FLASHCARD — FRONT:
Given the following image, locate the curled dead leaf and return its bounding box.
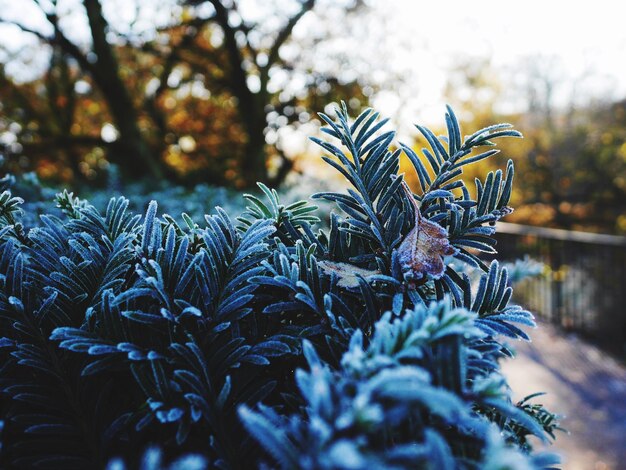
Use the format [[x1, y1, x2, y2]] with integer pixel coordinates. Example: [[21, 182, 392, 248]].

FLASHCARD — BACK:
[[397, 183, 457, 283]]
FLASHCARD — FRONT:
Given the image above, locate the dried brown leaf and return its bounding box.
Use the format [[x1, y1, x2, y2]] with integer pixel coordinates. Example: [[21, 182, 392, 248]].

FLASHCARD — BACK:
[[397, 183, 457, 282]]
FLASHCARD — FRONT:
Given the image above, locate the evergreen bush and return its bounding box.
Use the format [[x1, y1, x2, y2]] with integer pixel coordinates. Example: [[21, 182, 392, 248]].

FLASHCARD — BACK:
[[0, 104, 560, 469]]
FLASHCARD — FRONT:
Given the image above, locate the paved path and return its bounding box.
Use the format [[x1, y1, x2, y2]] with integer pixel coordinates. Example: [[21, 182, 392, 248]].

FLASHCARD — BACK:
[[502, 321, 626, 470]]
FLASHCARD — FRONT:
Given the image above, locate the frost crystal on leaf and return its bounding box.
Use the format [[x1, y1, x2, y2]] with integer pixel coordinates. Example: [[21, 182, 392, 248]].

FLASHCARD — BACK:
[[318, 260, 381, 288]]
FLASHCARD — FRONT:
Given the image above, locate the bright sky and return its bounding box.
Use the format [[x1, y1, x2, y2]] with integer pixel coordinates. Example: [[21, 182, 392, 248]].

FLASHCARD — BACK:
[[364, 0, 626, 126]]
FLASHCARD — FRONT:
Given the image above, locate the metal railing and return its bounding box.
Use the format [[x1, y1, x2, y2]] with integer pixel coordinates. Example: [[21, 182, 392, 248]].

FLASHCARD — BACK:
[[491, 222, 626, 355]]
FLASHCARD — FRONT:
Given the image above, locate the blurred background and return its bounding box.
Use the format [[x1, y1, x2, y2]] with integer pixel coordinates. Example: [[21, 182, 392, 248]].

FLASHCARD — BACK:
[[0, 1, 625, 468]]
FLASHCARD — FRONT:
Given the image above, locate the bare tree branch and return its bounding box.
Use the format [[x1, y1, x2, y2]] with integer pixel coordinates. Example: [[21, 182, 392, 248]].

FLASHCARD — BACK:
[[0, 13, 94, 76], [0, 18, 50, 41], [268, 0, 315, 69], [205, 0, 251, 99], [258, 0, 316, 94], [143, 17, 215, 141]]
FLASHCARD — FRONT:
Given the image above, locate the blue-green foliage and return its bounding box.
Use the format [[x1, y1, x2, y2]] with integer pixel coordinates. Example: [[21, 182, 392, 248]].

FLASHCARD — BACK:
[[1, 168, 335, 232], [0, 104, 560, 469], [240, 302, 559, 469]]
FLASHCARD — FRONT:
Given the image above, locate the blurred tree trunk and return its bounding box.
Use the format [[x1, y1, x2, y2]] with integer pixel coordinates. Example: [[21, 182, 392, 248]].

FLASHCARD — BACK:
[[206, 0, 266, 187], [242, 110, 270, 187], [45, 48, 84, 181], [82, 0, 163, 180], [205, 0, 316, 187]]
